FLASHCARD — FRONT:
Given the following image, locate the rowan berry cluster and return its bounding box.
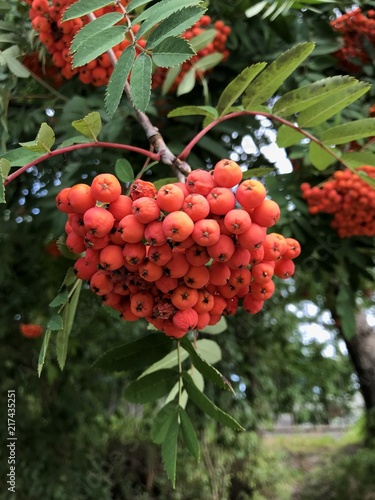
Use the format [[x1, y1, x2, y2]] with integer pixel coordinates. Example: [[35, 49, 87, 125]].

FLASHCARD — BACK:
[[56, 160, 300, 338], [301, 166, 375, 238], [22, 51, 65, 88], [152, 16, 231, 92], [27, 0, 133, 86], [330, 7, 375, 74]]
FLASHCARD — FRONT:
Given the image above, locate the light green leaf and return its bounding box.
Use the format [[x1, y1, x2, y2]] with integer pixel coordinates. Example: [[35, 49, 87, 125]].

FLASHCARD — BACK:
[[134, 0, 203, 36], [47, 313, 64, 331], [298, 82, 371, 127], [146, 6, 204, 49], [182, 371, 245, 431], [161, 65, 182, 95], [63, 0, 117, 21], [168, 105, 218, 119], [19, 123, 55, 153], [272, 76, 360, 117], [1, 46, 29, 78], [93, 331, 173, 372], [217, 63, 267, 117], [243, 42, 315, 109], [38, 328, 52, 377], [321, 118, 375, 145], [124, 368, 178, 403], [194, 52, 223, 71], [105, 45, 135, 118], [56, 280, 82, 370], [161, 409, 179, 488], [140, 346, 189, 377], [276, 124, 305, 148], [151, 402, 179, 444], [71, 112, 102, 141], [0, 158, 10, 203], [176, 67, 196, 96], [59, 136, 92, 148], [152, 37, 195, 68], [114, 158, 134, 183], [129, 53, 152, 112], [72, 26, 125, 68], [342, 151, 375, 168], [309, 141, 339, 171], [2, 148, 40, 167], [245, 1, 268, 18], [242, 167, 275, 179], [189, 29, 217, 52], [201, 316, 228, 334], [180, 337, 234, 393], [70, 12, 123, 53], [179, 407, 200, 460], [127, 0, 153, 12]]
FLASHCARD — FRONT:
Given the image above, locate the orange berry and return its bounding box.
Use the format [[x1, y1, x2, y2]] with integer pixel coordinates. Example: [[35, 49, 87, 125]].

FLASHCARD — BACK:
[[108, 194, 133, 220], [156, 183, 185, 212], [186, 169, 216, 196], [91, 173, 122, 203], [206, 187, 236, 215], [118, 214, 145, 243], [67, 183, 96, 213], [224, 209, 252, 234], [183, 264, 210, 288], [207, 234, 235, 262], [172, 308, 198, 332], [130, 291, 155, 317], [171, 285, 199, 310], [213, 159, 243, 188], [83, 206, 114, 237], [236, 179, 267, 210], [182, 193, 210, 221], [132, 196, 160, 224], [162, 211, 194, 242], [251, 199, 280, 227], [192, 218, 220, 246], [90, 270, 114, 296]]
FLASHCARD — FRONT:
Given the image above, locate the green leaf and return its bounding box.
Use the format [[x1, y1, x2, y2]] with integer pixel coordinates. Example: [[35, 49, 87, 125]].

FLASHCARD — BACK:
[[63, 0, 117, 21], [161, 65, 182, 95], [129, 53, 152, 112], [153, 177, 179, 190], [19, 122, 55, 153], [194, 53, 223, 71], [176, 68, 196, 96], [272, 76, 360, 117], [127, 0, 153, 12], [245, 1, 268, 18], [114, 158, 134, 183], [342, 151, 375, 168], [243, 42, 315, 109], [168, 105, 218, 119], [49, 289, 70, 308], [151, 401, 179, 444], [72, 26, 125, 68], [71, 112, 102, 141], [70, 12, 123, 53], [134, 0, 203, 38], [321, 118, 375, 145], [161, 409, 179, 488], [298, 82, 371, 127], [180, 337, 234, 393], [309, 142, 338, 171], [124, 368, 178, 404], [56, 234, 81, 260], [1, 46, 29, 78], [276, 124, 305, 148], [242, 167, 275, 179], [179, 407, 200, 460], [200, 316, 228, 334], [56, 280, 83, 370], [336, 285, 355, 340], [38, 328, 52, 377], [152, 37, 195, 68], [189, 29, 217, 52], [217, 63, 267, 117], [63, 267, 77, 287], [0, 158, 10, 203], [182, 371, 245, 431], [93, 331, 173, 371], [2, 148, 40, 167], [47, 313, 64, 331], [140, 345, 189, 377], [58, 136, 92, 148], [105, 45, 135, 118], [146, 7, 204, 49]]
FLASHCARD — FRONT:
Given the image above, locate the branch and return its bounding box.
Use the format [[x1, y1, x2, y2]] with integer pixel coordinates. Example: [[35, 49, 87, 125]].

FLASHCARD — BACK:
[[4, 142, 160, 186]]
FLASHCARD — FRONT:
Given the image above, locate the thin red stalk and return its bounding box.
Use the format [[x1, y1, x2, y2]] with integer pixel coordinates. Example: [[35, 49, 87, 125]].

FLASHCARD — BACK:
[[4, 142, 160, 186], [178, 110, 350, 169]]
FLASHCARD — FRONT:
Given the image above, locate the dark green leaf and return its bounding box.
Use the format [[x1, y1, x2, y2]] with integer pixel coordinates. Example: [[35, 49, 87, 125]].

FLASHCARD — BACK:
[[243, 42, 315, 109], [0, 158, 10, 203], [47, 313, 64, 331], [179, 407, 200, 460], [180, 337, 234, 393], [105, 45, 135, 117], [56, 234, 81, 260], [342, 151, 375, 168], [127, 0, 153, 12], [114, 158, 134, 182], [321, 118, 375, 145], [151, 401, 179, 444], [63, 0, 117, 21], [38, 328, 52, 377], [1, 46, 29, 78], [19, 122, 55, 153], [152, 37, 195, 68], [72, 26, 125, 68], [217, 63, 267, 117], [168, 105, 218, 119], [93, 331, 173, 371], [129, 53, 152, 112], [70, 12, 123, 53], [242, 167, 275, 179], [272, 76, 359, 117], [161, 409, 179, 488], [182, 372, 245, 430], [49, 289, 69, 308], [153, 177, 179, 190], [71, 112, 102, 141], [298, 82, 371, 127], [336, 286, 355, 340], [146, 7, 204, 49], [124, 369, 178, 403]]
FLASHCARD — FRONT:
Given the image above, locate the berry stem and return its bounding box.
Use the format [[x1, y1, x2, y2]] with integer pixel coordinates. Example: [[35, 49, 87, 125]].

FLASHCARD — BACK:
[[177, 110, 351, 169], [4, 141, 160, 186]]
